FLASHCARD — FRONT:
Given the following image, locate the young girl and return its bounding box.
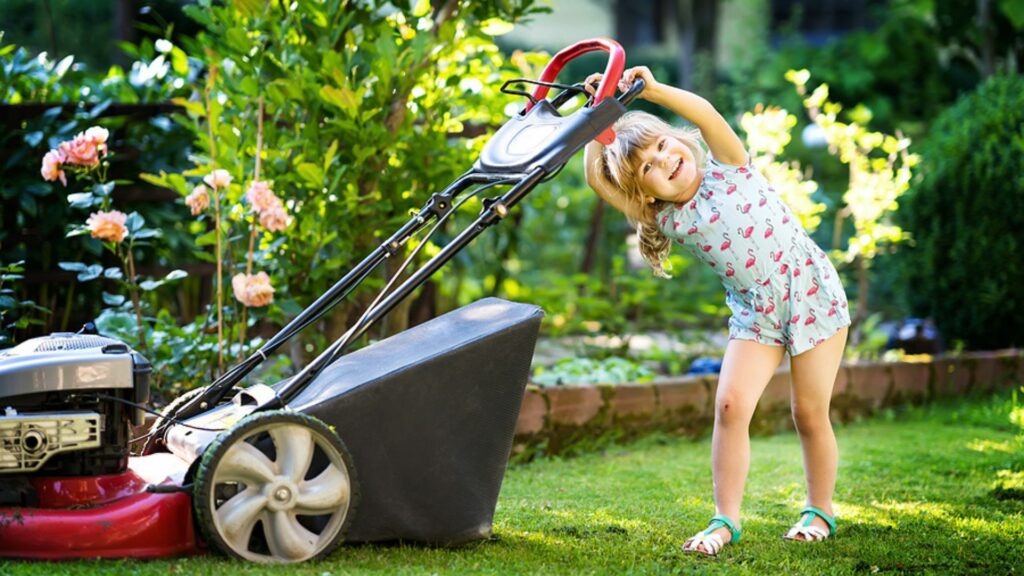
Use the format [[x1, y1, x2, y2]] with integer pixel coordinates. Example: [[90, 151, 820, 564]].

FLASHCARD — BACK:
[[583, 67, 850, 556]]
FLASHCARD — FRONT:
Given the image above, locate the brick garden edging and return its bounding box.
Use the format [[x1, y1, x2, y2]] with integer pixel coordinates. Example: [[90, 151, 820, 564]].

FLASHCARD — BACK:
[[513, 350, 1024, 456]]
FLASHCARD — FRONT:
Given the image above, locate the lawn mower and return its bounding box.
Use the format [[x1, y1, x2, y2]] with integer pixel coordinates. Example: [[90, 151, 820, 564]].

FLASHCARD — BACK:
[[0, 38, 644, 563]]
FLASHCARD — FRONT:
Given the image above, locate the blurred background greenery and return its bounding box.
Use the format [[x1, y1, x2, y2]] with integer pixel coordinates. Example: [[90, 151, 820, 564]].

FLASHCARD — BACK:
[[1, 0, 1022, 396]]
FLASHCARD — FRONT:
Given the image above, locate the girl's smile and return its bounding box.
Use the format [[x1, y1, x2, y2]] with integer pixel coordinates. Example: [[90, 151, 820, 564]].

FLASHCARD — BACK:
[[636, 135, 702, 204]]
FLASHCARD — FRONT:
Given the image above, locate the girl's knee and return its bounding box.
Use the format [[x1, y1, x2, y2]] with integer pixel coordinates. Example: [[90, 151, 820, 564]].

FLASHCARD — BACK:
[[790, 402, 832, 434], [716, 392, 756, 427]]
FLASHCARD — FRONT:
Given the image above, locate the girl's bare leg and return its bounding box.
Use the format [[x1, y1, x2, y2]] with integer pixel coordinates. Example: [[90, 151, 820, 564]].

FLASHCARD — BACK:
[[689, 338, 785, 553], [787, 326, 848, 539]]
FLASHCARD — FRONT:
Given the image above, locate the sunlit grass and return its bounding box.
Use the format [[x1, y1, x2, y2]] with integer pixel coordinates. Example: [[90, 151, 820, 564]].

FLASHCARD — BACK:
[[2, 390, 1022, 575]]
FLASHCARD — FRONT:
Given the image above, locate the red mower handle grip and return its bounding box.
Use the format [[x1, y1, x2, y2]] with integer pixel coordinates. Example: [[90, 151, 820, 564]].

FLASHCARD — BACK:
[[526, 38, 625, 145]]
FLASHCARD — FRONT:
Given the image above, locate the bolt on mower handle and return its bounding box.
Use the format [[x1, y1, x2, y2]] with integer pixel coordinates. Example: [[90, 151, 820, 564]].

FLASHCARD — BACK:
[[525, 37, 625, 145]]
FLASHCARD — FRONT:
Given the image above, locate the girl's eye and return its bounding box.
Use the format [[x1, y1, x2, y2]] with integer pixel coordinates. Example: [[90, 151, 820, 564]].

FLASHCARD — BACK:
[[657, 139, 665, 151], [643, 162, 651, 175]]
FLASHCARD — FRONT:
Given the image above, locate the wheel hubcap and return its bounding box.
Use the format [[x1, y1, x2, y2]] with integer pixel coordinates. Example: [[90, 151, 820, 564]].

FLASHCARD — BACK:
[[206, 419, 352, 563]]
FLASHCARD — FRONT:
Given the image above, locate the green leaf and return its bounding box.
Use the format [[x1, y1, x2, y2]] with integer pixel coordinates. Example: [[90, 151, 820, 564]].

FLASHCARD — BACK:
[[225, 27, 252, 53], [324, 139, 339, 173], [88, 100, 112, 119], [67, 192, 97, 209], [164, 269, 188, 282], [319, 85, 358, 116], [53, 55, 75, 79], [138, 172, 168, 188], [233, 0, 265, 18], [93, 181, 116, 197], [24, 131, 44, 147], [297, 162, 325, 187], [411, 0, 431, 17], [170, 46, 189, 75], [102, 292, 126, 306], [125, 211, 145, 233], [1000, 0, 1024, 29], [196, 230, 218, 247], [480, 18, 515, 36], [139, 279, 163, 291], [95, 308, 136, 340], [78, 264, 104, 282]]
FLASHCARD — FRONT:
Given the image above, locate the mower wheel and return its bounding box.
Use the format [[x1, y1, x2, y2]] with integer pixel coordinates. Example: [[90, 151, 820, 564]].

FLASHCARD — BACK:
[[192, 410, 359, 563]]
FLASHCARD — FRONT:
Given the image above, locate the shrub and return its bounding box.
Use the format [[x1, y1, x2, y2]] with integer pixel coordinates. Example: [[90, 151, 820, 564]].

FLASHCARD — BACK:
[[899, 74, 1024, 350]]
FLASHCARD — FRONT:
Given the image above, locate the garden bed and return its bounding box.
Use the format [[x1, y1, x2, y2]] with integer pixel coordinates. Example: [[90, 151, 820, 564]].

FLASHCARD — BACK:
[[514, 350, 1024, 457]]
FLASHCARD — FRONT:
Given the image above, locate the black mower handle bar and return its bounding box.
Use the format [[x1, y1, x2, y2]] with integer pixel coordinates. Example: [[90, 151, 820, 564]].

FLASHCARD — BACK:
[[156, 40, 642, 432]]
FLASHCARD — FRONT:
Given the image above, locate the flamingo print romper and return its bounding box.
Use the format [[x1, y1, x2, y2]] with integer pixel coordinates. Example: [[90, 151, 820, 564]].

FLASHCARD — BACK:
[[657, 156, 850, 356]]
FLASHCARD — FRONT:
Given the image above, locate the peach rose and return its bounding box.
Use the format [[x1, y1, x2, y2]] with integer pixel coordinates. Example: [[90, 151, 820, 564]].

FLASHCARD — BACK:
[[84, 126, 109, 156], [59, 132, 102, 167], [86, 210, 128, 243], [231, 272, 275, 307], [259, 205, 290, 232], [245, 180, 280, 213], [185, 184, 210, 216], [40, 149, 66, 186], [203, 169, 232, 190]]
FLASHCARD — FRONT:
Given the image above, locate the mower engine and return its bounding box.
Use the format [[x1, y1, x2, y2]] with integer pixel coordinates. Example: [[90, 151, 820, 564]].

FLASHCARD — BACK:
[[0, 331, 150, 505]]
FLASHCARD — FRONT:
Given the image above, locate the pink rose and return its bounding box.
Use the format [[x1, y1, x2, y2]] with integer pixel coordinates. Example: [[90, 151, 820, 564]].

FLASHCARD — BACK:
[[259, 205, 290, 232], [204, 169, 232, 190], [245, 180, 280, 213], [231, 272, 275, 307], [59, 132, 102, 167], [40, 149, 66, 186], [83, 126, 109, 156], [185, 184, 210, 216], [86, 210, 128, 243]]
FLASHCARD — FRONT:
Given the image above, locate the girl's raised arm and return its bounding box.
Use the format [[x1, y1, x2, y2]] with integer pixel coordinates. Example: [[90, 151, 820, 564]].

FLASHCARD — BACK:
[[614, 67, 748, 167]]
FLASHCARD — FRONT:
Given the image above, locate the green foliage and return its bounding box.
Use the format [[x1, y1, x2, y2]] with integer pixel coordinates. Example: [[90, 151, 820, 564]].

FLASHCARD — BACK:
[[899, 74, 1024, 350], [532, 356, 654, 387], [153, 0, 549, 357], [0, 31, 195, 104], [0, 261, 49, 347], [0, 33, 196, 344]]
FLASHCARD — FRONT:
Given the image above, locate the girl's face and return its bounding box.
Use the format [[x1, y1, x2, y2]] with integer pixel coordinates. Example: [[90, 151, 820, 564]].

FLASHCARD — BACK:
[[634, 134, 700, 203]]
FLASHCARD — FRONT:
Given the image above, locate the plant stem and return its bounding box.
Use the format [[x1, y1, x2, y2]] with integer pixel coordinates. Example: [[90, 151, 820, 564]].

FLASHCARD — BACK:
[[204, 70, 224, 374], [125, 243, 147, 351], [240, 97, 265, 354]]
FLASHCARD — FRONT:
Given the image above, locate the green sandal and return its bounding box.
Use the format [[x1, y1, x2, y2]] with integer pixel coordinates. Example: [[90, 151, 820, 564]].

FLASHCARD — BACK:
[[682, 514, 741, 556], [783, 506, 837, 542]]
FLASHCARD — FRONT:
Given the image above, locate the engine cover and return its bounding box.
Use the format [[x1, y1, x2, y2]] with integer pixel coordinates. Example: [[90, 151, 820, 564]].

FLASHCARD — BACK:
[[0, 333, 136, 397], [0, 333, 151, 480]]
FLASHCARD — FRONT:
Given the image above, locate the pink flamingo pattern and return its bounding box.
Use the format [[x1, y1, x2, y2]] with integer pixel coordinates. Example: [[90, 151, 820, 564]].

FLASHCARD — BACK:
[[657, 156, 850, 356]]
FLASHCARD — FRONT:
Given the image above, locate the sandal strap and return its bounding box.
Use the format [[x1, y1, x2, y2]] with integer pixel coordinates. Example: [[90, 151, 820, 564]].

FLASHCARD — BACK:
[[704, 513, 742, 543], [786, 524, 830, 541], [685, 531, 725, 555], [799, 506, 837, 536]]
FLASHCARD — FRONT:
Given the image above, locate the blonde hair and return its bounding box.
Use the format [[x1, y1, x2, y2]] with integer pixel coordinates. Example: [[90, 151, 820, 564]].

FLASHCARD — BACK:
[[585, 111, 706, 277]]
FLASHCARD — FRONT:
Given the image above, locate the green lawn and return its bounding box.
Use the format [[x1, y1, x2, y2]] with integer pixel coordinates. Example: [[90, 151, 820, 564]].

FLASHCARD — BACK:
[[3, 391, 1023, 575]]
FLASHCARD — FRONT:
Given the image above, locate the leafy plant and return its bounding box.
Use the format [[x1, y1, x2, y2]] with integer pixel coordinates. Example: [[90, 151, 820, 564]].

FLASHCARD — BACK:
[[37, 125, 186, 351], [532, 356, 654, 387], [141, 0, 550, 376], [0, 261, 49, 347], [899, 74, 1024, 350]]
